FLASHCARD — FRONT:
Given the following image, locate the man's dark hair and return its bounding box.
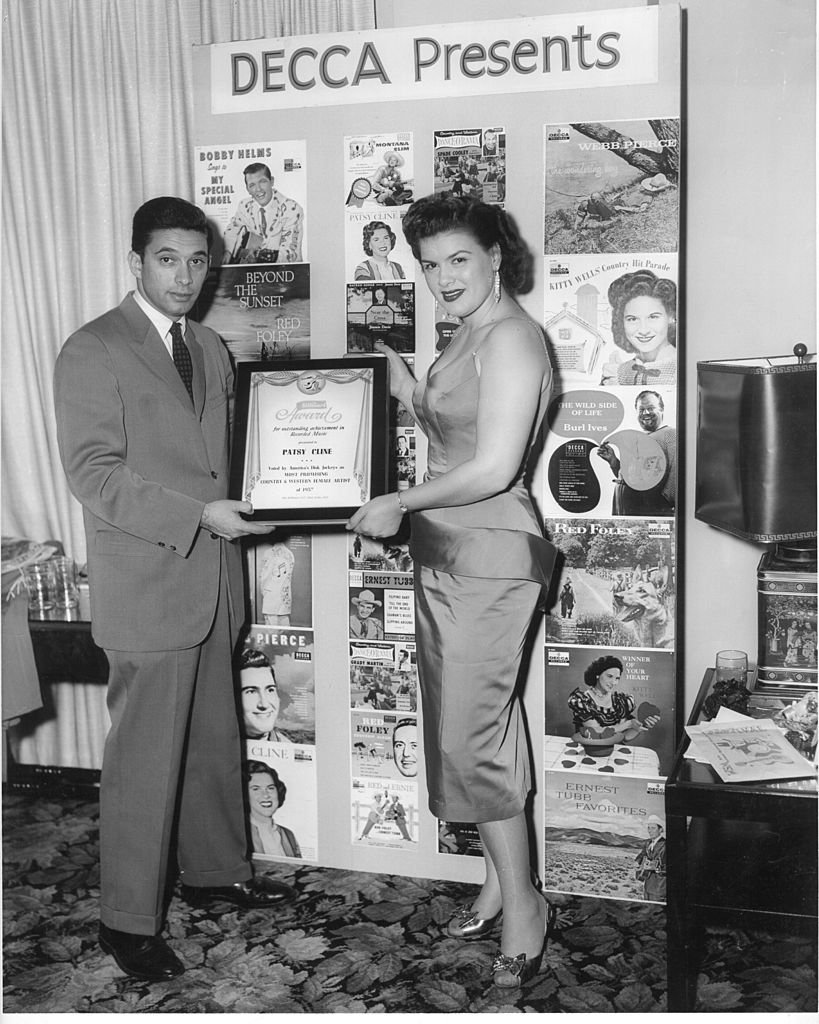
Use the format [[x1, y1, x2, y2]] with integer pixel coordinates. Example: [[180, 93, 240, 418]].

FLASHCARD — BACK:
[[131, 197, 211, 257], [239, 647, 275, 675], [635, 390, 664, 410], [244, 162, 272, 181]]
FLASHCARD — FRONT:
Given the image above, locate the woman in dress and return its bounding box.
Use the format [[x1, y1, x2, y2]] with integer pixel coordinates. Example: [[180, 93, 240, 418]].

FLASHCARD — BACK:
[[245, 761, 302, 858], [348, 193, 556, 988], [567, 655, 660, 755], [600, 269, 677, 386], [354, 221, 406, 281]]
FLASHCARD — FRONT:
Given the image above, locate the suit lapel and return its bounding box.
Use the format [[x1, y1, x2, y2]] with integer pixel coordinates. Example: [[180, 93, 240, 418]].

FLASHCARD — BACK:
[[119, 295, 200, 412]]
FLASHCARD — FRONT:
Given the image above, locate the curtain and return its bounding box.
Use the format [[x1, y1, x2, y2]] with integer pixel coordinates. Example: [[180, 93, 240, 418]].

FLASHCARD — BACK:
[[1, 0, 376, 561], [1, 0, 375, 770]]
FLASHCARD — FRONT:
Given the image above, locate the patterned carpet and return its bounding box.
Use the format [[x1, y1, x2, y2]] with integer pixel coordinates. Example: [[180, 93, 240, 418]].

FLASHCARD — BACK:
[[2, 789, 816, 1013]]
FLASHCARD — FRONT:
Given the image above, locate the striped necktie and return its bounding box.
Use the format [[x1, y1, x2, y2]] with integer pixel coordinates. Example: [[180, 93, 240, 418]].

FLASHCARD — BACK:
[[169, 321, 193, 403]]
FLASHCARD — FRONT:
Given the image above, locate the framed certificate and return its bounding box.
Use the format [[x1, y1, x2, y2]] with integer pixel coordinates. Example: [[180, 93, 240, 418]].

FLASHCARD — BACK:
[[230, 357, 390, 524]]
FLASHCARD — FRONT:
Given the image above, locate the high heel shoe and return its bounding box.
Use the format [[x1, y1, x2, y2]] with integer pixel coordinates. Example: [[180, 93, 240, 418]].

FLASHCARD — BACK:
[[446, 904, 501, 940], [491, 899, 557, 989]]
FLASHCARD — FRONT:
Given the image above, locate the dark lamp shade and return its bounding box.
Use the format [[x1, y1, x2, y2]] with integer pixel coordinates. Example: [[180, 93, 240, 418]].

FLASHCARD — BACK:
[[695, 356, 817, 543]]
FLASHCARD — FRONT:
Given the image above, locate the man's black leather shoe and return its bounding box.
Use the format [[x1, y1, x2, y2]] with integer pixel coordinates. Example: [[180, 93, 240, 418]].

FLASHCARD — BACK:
[[98, 923, 184, 981], [180, 875, 296, 909]]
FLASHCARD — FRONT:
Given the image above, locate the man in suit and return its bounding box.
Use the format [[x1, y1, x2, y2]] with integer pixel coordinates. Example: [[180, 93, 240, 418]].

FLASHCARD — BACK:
[[223, 162, 303, 264], [53, 197, 294, 982]]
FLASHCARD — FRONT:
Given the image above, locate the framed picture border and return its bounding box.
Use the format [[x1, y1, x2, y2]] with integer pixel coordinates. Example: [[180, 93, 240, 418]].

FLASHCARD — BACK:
[[230, 356, 390, 524]]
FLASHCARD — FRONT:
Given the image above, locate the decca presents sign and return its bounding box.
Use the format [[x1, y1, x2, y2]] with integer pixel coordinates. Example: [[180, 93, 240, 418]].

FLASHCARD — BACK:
[[208, 8, 659, 113]]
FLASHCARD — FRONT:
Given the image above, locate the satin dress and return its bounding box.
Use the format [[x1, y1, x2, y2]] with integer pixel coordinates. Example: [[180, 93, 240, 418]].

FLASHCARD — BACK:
[[410, 336, 556, 823]]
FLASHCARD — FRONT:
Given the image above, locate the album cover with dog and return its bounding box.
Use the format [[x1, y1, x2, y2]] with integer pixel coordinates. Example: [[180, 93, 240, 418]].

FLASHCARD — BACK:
[[544, 645, 675, 776], [544, 518, 675, 650]]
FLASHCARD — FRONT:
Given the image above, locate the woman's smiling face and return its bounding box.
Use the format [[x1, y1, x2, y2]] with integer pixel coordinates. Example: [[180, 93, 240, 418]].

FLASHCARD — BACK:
[[622, 295, 673, 359], [247, 772, 279, 817], [370, 227, 393, 260], [418, 230, 498, 321], [595, 667, 621, 692]]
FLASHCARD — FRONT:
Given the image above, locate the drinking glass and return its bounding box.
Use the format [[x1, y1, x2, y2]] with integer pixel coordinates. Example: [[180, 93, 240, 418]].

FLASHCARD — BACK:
[[49, 556, 80, 609], [23, 562, 55, 612], [715, 649, 748, 685]]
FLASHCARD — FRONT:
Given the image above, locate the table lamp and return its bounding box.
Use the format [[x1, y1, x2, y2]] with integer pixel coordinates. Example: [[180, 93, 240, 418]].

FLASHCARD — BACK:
[[695, 345, 817, 694]]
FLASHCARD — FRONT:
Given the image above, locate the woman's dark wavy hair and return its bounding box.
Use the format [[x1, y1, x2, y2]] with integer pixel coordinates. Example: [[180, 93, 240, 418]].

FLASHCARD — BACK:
[[402, 193, 532, 295], [244, 759, 287, 806], [583, 655, 624, 688], [608, 269, 677, 354], [362, 220, 396, 255]]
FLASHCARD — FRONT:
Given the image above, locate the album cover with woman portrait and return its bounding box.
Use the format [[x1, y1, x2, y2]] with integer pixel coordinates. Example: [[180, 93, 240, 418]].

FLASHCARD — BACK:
[[544, 118, 680, 256], [344, 206, 415, 283], [543, 253, 678, 389], [544, 645, 675, 776], [244, 744, 317, 863], [543, 771, 667, 904]]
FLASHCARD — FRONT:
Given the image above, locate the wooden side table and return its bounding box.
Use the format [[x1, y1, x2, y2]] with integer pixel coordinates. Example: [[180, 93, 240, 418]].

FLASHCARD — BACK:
[[665, 669, 817, 1010]]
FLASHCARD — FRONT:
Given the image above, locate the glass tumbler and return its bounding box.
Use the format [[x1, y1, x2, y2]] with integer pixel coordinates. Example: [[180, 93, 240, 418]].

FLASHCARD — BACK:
[[715, 649, 748, 686], [50, 556, 80, 609], [23, 562, 55, 612]]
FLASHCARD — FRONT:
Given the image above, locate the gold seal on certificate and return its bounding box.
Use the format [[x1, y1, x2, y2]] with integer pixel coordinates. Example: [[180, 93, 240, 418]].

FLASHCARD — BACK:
[[230, 357, 389, 523]]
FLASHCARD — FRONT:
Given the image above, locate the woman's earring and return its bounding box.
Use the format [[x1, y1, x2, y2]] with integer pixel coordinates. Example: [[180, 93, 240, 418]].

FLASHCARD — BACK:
[[493, 268, 501, 304]]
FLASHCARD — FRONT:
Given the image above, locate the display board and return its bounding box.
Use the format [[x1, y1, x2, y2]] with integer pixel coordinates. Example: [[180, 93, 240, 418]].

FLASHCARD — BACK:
[[193, 4, 681, 897]]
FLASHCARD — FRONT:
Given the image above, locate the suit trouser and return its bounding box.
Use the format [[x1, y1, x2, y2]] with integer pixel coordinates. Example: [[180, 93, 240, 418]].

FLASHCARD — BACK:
[[99, 569, 251, 934]]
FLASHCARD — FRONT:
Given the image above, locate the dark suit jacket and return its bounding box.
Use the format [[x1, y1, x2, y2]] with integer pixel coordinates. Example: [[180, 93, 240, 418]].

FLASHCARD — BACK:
[[54, 294, 245, 651]]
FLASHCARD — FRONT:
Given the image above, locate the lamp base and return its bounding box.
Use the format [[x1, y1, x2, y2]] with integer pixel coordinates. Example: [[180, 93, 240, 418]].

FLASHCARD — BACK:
[[756, 541, 817, 694]]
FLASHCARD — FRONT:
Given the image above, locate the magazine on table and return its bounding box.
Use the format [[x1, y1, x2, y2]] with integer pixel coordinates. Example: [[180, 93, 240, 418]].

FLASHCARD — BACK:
[[685, 714, 816, 783]]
